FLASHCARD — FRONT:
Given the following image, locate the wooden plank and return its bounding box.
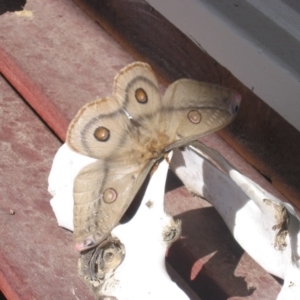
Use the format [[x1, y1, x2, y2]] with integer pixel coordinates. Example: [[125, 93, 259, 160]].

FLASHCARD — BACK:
[[0, 75, 94, 299], [0, 1, 134, 141]]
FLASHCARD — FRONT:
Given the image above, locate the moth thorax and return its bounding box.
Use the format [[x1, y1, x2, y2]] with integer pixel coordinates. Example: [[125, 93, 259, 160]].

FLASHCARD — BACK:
[[147, 134, 170, 159]]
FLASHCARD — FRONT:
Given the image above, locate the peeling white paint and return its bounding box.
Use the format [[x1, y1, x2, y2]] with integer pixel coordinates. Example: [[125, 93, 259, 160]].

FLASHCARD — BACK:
[[48, 141, 300, 299]]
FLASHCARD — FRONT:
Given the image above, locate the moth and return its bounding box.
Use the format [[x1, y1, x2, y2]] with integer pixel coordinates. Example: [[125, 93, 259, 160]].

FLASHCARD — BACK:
[[67, 62, 241, 252]]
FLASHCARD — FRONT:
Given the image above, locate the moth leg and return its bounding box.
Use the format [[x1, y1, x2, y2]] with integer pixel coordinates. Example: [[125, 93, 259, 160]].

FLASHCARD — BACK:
[[150, 161, 159, 174], [150, 152, 171, 174], [163, 152, 171, 164]]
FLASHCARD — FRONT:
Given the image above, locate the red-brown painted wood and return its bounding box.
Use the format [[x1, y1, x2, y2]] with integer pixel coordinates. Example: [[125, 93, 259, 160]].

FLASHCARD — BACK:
[[0, 74, 94, 299]]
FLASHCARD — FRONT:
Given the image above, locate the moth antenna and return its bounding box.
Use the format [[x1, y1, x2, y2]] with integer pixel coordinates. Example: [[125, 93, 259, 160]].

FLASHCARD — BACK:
[[150, 161, 159, 174], [122, 108, 142, 128]]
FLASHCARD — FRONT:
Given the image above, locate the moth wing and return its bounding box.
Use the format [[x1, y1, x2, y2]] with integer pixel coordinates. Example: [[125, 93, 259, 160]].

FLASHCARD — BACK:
[[162, 79, 241, 150], [113, 62, 162, 128], [73, 158, 154, 251], [67, 96, 133, 160]]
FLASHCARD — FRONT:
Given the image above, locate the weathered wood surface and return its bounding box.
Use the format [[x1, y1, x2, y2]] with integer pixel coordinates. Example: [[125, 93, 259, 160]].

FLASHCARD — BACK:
[[0, 74, 94, 299], [0, 0, 282, 299]]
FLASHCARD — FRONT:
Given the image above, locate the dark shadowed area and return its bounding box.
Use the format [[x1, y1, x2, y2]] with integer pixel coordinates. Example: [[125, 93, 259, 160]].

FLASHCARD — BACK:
[[0, 0, 26, 15]]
